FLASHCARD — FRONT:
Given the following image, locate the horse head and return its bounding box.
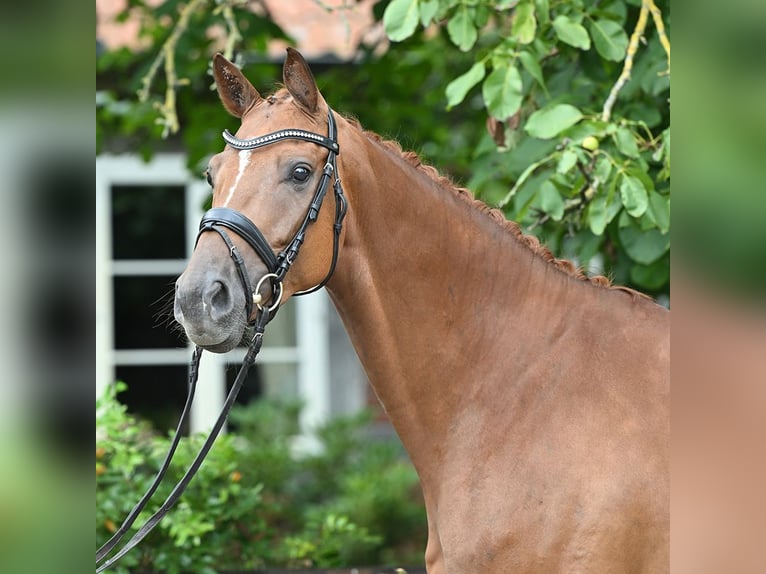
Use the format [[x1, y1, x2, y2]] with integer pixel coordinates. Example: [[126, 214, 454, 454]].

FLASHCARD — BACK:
[[174, 49, 344, 352]]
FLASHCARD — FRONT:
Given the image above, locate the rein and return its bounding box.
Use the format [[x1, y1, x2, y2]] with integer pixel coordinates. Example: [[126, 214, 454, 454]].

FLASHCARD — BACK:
[[96, 109, 345, 572]]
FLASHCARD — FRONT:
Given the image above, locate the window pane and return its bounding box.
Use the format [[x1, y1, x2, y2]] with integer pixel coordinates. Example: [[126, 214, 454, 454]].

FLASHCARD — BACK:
[[115, 365, 189, 434], [265, 301, 296, 347], [237, 301, 296, 348], [113, 275, 186, 349], [111, 184, 186, 259], [225, 362, 263, 406], [261, 363, 299, 400], [226, 361, 297, 402]]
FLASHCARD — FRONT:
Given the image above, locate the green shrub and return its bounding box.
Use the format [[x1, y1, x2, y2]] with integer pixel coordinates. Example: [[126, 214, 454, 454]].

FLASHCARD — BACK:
[[96, 382, 270, 574], [281, 513, 382, 568], [96, 383, 426, 573]]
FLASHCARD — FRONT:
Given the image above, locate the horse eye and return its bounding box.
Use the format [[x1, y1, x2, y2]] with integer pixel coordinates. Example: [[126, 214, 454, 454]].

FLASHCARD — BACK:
[[292, 166, 311, 183], [204, 169, 214, 187]]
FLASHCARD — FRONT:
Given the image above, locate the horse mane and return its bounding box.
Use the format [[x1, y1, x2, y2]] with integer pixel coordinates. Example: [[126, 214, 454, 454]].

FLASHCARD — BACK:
[[345, 116, 648, 300]]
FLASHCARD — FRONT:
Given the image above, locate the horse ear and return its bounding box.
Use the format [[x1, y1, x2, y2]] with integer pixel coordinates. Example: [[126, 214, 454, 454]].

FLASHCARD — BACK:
[[212, 53, 262, 118], [283, 48, 320, 114]]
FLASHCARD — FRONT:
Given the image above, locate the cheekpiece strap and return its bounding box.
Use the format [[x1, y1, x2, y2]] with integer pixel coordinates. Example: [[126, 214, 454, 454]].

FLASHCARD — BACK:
[[223, 127, 339, 154]]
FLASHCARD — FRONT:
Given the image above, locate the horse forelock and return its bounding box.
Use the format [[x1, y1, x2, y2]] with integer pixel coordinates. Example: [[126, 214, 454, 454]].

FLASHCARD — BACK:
[[243, 87, 327, 128], [343, 117, 650, 300]]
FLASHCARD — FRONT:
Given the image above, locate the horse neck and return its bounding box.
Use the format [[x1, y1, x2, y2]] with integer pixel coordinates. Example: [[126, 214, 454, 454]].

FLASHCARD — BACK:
[[326, 121, 579, 467]]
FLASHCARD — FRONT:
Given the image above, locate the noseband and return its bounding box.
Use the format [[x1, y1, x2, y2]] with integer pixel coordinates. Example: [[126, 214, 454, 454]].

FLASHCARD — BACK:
[[196, 109, 347, 323]]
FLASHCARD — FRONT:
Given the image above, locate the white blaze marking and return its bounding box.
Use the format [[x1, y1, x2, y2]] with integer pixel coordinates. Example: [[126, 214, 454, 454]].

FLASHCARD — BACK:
[[223, 150, 252, 206]]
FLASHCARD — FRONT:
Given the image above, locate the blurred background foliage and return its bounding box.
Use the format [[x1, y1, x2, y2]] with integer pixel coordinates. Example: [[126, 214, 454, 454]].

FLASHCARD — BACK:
[[97, 0, 670, 299], [674, 0, 766, 303]]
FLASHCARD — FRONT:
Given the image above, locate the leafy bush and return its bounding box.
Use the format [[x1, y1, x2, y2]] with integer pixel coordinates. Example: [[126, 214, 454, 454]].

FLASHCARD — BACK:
[[96, 383, 426, 573], [281, 513, 382, 568]]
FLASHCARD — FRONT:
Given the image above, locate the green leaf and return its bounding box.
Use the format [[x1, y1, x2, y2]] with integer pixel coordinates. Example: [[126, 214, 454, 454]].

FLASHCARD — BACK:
[[605, 177, 623, 222], [446, 62, 486, 109], [535, 0, 550, 24], [518, 50, 547, 94], [447, 5, 478, 51], [512, 1, 537, 44], [474, 5, 491, 27], [653, 127, 669, 162], [625, 165, 656, 194], [646, 191, 670, 233], [384, 0, 420, 42], [419, 0, 439, 26], [556, 149, 577, 174], [588, 194, 608, 235], [539, 180, 564, 220], [499, 156, 548, 208], [598, 0, 628, 25], [553, 15, 591, 50], [619, 174, 648, 217], [514, 170, 549, 219], [588, 181, 621, 236], [630, 258, 669, 290], [594, 155, 612, 182], [482, 63, 523, 120], [524, 103, 583, 139], [618, 212, 669, 264], [588, 19, 628, 61], [639, 53, 671, 96], [613, 126, 640, 158]]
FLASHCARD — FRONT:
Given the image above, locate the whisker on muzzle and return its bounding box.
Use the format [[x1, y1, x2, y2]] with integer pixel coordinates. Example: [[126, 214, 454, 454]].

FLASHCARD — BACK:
[[152, 283, 188, 341]]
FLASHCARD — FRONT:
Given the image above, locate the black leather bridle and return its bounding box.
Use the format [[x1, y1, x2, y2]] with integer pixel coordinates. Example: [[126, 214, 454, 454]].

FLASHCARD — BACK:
[[197, 109, 346, 324], [96, 109, 346, 573]]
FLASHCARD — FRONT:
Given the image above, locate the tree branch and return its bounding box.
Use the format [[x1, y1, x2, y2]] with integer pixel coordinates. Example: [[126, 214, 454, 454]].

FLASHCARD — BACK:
[[221, 4, 243, 61], [528, 154, 598, 231], [601, 0, 671, 122], [137, 0, 209, 137], [646, 0, 670, 72], [601, 3, 649, 122]]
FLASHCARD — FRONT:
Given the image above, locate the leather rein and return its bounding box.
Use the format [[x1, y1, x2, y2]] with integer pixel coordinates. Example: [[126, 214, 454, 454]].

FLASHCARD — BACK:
[[96, 110, 346, 572]]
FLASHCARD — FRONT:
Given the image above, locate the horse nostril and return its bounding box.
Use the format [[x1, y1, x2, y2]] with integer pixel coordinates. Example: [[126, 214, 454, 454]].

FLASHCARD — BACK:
[[204, 280, 232, 320]]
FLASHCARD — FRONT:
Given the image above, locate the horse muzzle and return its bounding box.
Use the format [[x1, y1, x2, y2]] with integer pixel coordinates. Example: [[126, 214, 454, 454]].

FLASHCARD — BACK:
[[174, 266, 251, 353]]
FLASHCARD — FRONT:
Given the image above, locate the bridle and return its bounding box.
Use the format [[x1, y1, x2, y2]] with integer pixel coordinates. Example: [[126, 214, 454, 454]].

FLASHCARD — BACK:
[[96, 109, 346, 572], [198, 109, 346, 323]]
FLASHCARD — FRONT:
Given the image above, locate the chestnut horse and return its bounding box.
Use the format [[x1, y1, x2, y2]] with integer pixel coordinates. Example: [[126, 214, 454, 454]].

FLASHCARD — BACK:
[[174, 50, 669, 573]]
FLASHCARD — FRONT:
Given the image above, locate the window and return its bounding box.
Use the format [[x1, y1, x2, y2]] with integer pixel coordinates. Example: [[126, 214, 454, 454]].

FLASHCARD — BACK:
[[96, 153, 356, 436]]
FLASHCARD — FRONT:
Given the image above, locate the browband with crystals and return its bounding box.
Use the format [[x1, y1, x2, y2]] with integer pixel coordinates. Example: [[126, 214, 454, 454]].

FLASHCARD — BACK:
[[222, 127, 339, 154]]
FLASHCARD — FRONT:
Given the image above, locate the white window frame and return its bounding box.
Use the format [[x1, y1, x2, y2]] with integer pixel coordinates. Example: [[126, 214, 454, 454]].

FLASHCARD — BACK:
[[96, 153, 332, 436]]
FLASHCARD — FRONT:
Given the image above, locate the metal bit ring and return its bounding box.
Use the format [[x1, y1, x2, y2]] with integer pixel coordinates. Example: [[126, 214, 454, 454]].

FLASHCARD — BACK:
[[252, 273, 283, 313]]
